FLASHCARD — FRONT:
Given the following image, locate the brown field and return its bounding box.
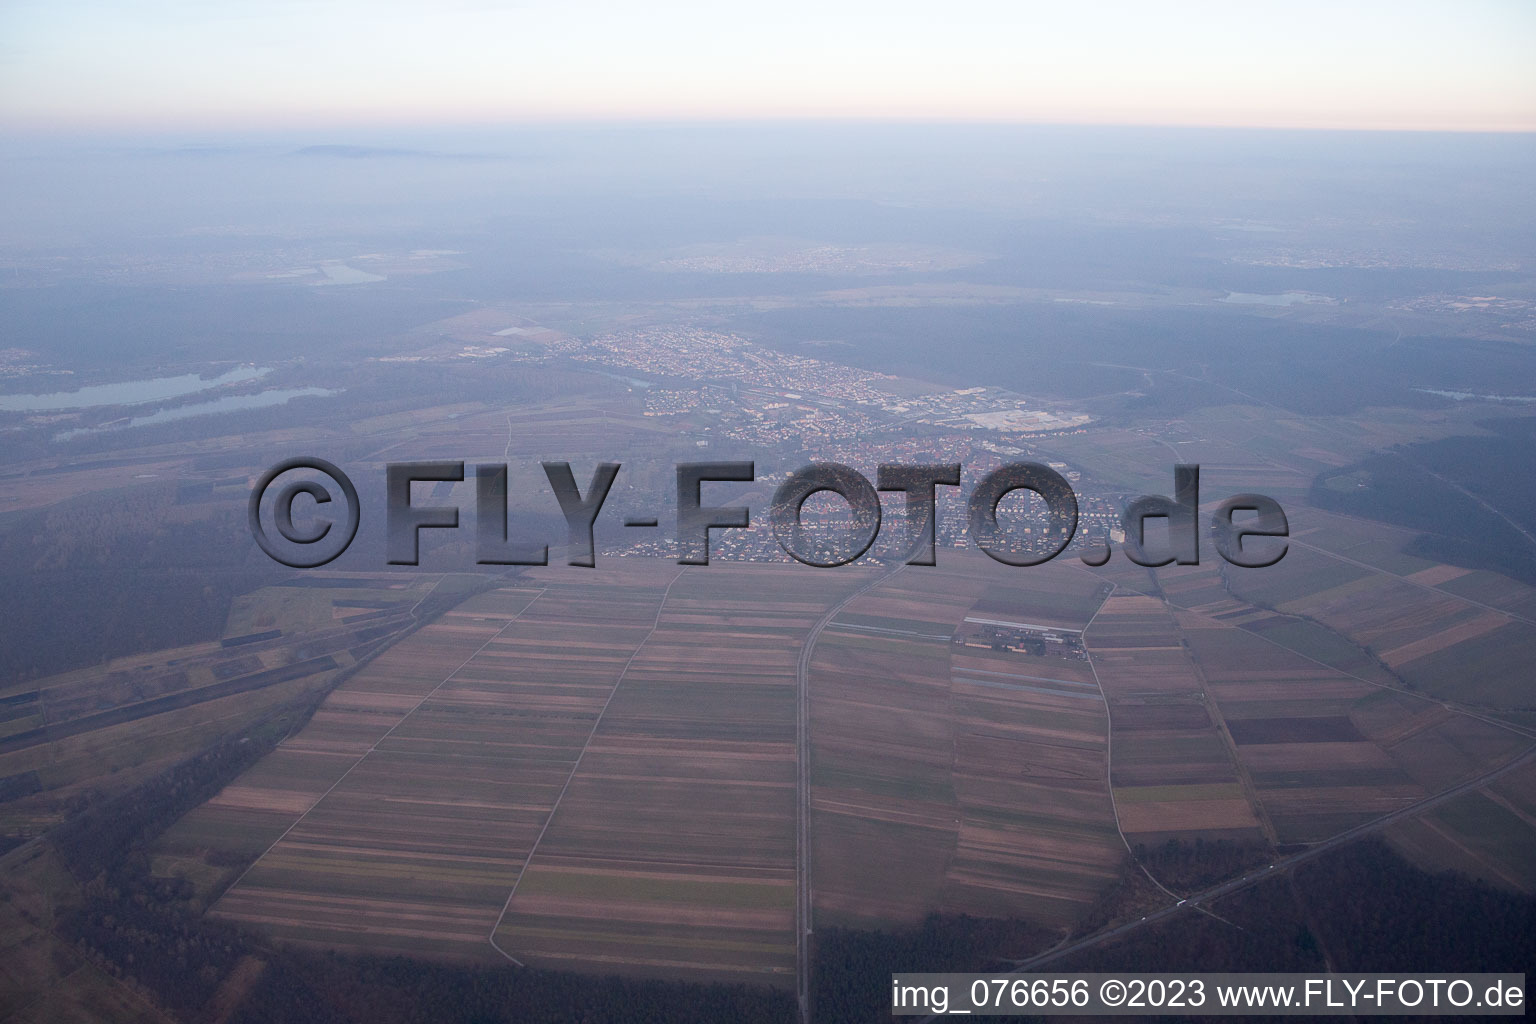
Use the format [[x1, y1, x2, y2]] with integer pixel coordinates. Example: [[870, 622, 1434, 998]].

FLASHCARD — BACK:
[[1221, 513, 1536, 706], [1030, 401, 1536, 886], [203, 577, 654, 960], [1178, 610, 1529, 842], [812, 558, 1122, 930], [146, 538, 1536, 983], [494, 566, 851, 983], [180, 564, 850, 980], [1404, 564, 1473, 588], [1082, 592, 1266, 843], [170, 556, 1129, 980]]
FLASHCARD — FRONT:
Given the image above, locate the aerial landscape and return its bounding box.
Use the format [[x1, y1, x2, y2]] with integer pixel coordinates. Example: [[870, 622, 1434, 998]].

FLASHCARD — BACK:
[[1, 2, 1535, 1022]]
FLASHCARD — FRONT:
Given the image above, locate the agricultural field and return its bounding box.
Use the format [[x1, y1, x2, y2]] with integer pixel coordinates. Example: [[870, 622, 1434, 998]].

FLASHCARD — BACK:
[[811, 557, 1124, 931], [192, 577, 633, 959], [169, 563, 852, 981], [495, 566, 854, 982], [1154, 560, 1533, 844], [132, 544, 1536, 986], [1083, 592, 1266, 844], [1385, 759, 1536, 893], [0, 574, 445, 840], [1221, 509, 1536, 707], [155, 556, 1127, 980]]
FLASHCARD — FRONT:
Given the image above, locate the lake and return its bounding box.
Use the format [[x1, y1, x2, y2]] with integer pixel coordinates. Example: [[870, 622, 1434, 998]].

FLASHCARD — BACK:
[[0, 366, 271, 412], [54, 387, 338, 440]]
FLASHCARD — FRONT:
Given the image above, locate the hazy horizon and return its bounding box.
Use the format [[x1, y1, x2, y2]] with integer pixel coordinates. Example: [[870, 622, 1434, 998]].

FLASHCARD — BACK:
[[3, 1, 1534, 132]]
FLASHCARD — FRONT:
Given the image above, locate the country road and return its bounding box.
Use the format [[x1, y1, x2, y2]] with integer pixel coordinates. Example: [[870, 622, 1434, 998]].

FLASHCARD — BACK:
[[793, 534, 1536, 1024], [1005, 742, 1536, 974], [796, 553, 913, 1024], [905, 740, 1536, 1022]]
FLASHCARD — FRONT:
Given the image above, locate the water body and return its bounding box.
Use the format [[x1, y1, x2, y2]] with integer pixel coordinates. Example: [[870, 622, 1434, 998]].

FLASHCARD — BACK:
[[0, 366, 271, 412], [54, 387, 338, 440], [315, 263, 386, 285], [1414, 387, 1536, 403], [1218, 291, 1335, 307]]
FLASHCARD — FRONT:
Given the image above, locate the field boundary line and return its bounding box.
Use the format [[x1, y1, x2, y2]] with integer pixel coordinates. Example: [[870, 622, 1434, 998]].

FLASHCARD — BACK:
[[995, 739, 1536, 983], [489, 566, 688, 967], [1080, 607, 1189, 906], [1076, 576, 1117, 631], [211, 586, 548, 908], [1201, 567, 1536, 743], [796, 561, 907, 1024], [1285, 533, 1536, 628]]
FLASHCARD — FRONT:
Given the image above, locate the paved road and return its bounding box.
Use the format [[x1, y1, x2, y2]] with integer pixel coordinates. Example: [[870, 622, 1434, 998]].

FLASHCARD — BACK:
[[1005, 742, 1536, 974], [908, 742, 1536, 1022], [791, 534, 1536, 1022]]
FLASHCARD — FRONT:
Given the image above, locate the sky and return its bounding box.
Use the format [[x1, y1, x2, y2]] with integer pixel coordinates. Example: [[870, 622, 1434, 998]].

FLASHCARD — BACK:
[[1, 0, 1534, 132]]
